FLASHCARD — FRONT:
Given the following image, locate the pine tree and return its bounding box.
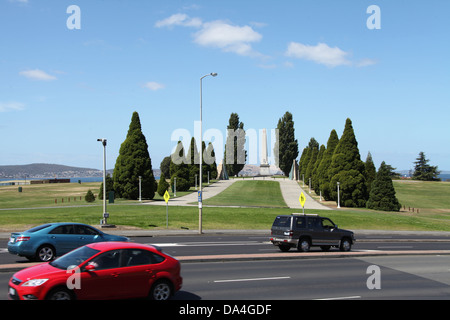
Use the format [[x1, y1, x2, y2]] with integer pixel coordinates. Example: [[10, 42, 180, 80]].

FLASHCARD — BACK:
[[367, 161, 401, 211], [412, 152, 440, 181], [224, 113, 247, 176], [317, 129, 339, 200], [169, 141, 191, 191], [328, 118, 367, 207], [365, 152, 377, 196], [275, 111, 299, 176], [85, 189, 95, 202], [311, 144, 325, 192], [113, 111, 156, 200], [157, 172, 170, 197]]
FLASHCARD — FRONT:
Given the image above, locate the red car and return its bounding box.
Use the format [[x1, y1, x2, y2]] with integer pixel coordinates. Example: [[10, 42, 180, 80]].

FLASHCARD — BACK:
[[8, 242, 182, 300]]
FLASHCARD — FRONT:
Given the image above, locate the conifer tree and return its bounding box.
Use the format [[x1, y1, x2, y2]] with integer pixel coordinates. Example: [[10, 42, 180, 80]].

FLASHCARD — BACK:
[[169, 141, 191, 191], [113, 111, 156, 200], [157, 172, 170, 197], [224, 113, 247, 176], [412, 152, 440, 181], [328, 118, 367, 207], [317, 129, 339, 200], [364, 152, 377, 196], [275, 111, 299, 176], [367, 161, 401, 211]]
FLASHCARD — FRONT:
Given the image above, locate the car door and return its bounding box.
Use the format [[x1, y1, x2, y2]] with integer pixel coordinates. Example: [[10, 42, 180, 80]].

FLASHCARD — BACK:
[[48, 224, 79, 255], [117, 249, 165, 299], [79, 249, 123, 299], [320, 218, 341, 245], [74, 225, 102, 247]]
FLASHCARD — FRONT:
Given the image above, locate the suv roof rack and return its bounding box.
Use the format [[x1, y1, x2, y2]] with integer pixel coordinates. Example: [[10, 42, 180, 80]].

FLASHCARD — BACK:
[[291, 213, 319, 216]]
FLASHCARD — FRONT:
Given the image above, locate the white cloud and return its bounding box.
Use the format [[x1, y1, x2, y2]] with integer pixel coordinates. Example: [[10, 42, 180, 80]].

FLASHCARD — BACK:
[[356, 58, 377, 67], [286, 42, 352, 67], [143, 82, 165, 91], [19, 69, 57, 81], [0, 102, 25, 112], [194, 20, 262, 57], [155, 13, 202, 28], [156, 13, 263, 57]]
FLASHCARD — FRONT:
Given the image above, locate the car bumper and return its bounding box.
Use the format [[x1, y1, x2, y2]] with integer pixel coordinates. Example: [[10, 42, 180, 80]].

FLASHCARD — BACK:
[[270, 237, 298, 247]]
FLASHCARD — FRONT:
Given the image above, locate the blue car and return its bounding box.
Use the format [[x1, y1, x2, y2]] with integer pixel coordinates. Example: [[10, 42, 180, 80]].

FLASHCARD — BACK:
[[7, 223, 129, 262]]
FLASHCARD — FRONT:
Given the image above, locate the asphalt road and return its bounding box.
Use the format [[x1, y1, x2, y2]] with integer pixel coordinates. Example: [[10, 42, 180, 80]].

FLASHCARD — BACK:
[[1, 255, 450, 300]]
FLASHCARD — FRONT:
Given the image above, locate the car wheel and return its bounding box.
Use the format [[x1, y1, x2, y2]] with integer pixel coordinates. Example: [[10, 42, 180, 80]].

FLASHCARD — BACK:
[[46, 287, 75, 300], [36, 245, 56, 262], [339, 238, 352, 252], [297, 238, 310, 252], [150, 280, 172, 300]]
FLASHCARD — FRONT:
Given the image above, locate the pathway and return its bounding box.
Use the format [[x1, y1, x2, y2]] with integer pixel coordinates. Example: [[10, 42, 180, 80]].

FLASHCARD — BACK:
[[145, 177, 331, 210]]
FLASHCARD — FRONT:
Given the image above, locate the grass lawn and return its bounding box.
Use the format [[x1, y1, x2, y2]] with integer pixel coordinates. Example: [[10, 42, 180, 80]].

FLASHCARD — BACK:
[[0, 179, 449, 232], [203, 180, 287, 208]]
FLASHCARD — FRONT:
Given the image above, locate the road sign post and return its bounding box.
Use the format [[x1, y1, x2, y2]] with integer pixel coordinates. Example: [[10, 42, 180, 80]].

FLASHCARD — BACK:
[[164, 190, 170, 229]]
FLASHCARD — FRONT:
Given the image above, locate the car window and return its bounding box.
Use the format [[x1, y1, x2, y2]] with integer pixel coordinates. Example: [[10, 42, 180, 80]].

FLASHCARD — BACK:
[[76, 225, 99, 235], [321, 218, 335, 229], [295, 217, 306, 229], [49, 225, 76, 235], [123, 249, 165, 267], [88, 250, 121, 270], [272, 216, 291, 227], [25, 224, 53, 233], [307, 218, 322, 229]]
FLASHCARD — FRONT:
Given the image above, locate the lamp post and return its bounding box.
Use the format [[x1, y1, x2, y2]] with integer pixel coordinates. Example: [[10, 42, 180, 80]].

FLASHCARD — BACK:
[[199, 72, 218, 234], [97, 138, 109, 225], [337, 182, 341, 209]]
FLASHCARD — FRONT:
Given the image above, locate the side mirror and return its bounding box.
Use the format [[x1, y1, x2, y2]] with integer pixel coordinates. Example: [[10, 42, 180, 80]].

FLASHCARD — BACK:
[[84, 264, 96, 272]]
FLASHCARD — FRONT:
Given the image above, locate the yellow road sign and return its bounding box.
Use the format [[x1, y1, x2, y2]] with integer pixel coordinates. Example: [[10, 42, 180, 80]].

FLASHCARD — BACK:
[[164, 190, 170, 203], [299, 192, 306, 208]]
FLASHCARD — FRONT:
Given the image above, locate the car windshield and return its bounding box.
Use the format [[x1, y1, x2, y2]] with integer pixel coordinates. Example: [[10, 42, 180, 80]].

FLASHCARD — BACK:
[[25, 224, 53, 233], [50, 246, 100, 270]]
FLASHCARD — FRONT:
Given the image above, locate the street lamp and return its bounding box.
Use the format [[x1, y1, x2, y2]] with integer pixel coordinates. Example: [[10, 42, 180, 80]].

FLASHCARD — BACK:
[[199, 72, 218, 234], [97, 138, 110, 226], [337, 182, 341, 209]]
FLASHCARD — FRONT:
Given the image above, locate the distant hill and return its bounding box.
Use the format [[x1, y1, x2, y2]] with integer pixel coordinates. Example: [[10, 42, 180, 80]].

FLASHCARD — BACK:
[[0, 163, 103, 179]]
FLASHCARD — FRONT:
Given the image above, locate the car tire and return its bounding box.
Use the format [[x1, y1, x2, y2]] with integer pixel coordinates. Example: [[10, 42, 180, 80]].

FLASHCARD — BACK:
[[46, 287, 75, 300], [297, 238, 311, 252], [150, 279, 172, 300], [339, 238, 352, 252], [36, 245, 56, 262]]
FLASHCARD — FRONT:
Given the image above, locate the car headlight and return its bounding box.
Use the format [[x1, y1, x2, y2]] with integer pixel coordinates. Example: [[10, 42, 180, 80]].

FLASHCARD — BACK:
[[22, 279, 49, 287]]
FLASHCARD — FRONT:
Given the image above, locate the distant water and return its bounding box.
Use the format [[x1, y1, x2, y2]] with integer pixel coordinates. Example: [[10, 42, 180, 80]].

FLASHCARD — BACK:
[[0, 176, 161, 184]]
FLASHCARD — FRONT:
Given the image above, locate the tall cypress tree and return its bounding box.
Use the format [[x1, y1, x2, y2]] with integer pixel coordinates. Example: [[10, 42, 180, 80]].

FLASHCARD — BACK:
[[317, 129, 339, 200], [328, 118, 367, 207], [367, 161, 401, 211], [113, 111, 156, 200], [224, 113, 247, 176], [364, 152, 377, 196], [275, 112, 299, 176]]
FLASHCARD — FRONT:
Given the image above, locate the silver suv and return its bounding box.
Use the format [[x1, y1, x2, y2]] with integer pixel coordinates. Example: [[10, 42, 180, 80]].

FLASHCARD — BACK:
[[270, 213, 355, 252]]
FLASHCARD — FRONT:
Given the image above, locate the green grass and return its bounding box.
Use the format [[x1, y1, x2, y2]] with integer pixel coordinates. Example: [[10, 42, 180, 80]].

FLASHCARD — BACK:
[[203, 180, 287, 208], [0, 179, 449, 232]]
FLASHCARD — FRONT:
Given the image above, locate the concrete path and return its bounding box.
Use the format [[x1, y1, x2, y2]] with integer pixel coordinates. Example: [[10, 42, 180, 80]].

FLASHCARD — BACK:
[[278, 179, 332, 210], [144, 177, 331, 210]]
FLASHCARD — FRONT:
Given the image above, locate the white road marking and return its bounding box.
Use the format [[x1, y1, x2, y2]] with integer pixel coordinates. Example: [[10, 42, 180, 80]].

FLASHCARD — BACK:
[[314, 296, 362, 300], [214, 276, 291, 283]]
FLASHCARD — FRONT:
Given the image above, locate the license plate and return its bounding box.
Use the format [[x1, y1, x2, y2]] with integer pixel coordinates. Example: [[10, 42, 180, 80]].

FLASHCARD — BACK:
[[9, 237, 15, 243], [9, 287, 15, 296]]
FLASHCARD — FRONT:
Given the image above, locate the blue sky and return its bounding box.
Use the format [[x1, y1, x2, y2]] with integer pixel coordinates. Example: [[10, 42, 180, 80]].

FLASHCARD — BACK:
[[1, 0, 449, 173]]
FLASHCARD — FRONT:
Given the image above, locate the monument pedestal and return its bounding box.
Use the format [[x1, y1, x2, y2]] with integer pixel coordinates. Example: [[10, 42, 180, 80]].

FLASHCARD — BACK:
[[259, 164, 271, 176]]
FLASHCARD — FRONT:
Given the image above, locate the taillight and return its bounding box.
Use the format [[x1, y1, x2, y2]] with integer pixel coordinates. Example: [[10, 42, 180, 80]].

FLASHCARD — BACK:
[[16, 236, 30, 242]]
